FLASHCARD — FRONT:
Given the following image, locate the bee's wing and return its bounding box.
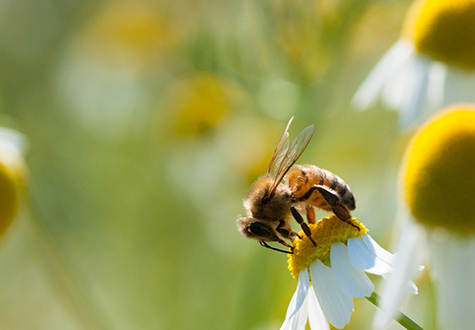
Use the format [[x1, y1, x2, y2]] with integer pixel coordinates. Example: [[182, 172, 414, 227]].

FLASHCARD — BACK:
[[269, 123, 315, 195], [267, 117, 293, 177]]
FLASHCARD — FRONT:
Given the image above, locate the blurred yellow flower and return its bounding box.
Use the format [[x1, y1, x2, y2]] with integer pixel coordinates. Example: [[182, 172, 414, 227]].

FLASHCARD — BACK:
[[403, 0, 475, 70], [0, 162, 18, 237], [167, 73, 242, 137], [83, 1, 180, 68], [273, 2, 329, 80], [402, 106, 475, 234], [0, 128, 27, 238]]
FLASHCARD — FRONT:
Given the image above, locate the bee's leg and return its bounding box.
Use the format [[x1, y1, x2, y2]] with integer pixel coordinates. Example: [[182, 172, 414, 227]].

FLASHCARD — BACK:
[[292, 232, 302, 240], [314, 186, 360, 231], [259, 240, 293, 254], [276, 220, 303, 242], [306, 205, 316, 224], [290, 206, 317, 246]]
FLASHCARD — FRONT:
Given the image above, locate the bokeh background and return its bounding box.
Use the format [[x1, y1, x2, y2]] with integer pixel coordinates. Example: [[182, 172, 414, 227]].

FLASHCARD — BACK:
[[0, 0, 435, 329]]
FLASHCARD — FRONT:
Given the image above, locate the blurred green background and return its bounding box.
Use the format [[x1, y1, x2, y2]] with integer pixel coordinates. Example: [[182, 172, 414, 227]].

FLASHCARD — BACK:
[[0, 0, 435, 329]]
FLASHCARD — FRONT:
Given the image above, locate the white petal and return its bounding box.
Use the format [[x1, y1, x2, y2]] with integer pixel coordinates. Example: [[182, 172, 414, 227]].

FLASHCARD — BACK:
[[0, 127, 28, 164], [373, 221, 426, 329], [281, 298, 308, 330], [310, 260, 353, 329], [426, 61, 447, 110], [307, 287, 330, 330], [398, 56, 430, 128], [429, 232, 475, 330], [352, 39, 414, 110], [347, 236, 394, 275], [382, 51, 416, 110], [282, 269, 310, 322], [330, 242, 374, 298], [289, 296, 309, 330]]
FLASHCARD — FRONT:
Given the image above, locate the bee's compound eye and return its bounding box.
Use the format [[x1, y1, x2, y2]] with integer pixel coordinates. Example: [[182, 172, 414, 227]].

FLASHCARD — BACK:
[[248, 222, 275, 240]]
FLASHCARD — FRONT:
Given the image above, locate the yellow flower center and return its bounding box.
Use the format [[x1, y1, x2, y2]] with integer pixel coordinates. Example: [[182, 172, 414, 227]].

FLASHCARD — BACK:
[[402, 106, 475, 235], [169, 74, 238, 137], [288, 215, 368, 279], [0, 161, 19, 238], [403, 0, 475, 70]]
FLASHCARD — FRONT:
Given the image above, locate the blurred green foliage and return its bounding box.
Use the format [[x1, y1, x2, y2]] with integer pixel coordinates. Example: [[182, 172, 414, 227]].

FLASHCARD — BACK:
[[0, 0, 435, 329]]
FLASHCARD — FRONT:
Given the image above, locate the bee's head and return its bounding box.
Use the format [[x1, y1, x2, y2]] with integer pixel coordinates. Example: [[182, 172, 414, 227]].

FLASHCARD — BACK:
[[237, 217, 278, 242]]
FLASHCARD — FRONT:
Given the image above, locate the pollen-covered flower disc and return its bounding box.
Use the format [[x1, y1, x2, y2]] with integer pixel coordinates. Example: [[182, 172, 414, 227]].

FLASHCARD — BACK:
[[403, 0, 475, 70], [402, 105, 475, 235], [288, 216, 367, 279]]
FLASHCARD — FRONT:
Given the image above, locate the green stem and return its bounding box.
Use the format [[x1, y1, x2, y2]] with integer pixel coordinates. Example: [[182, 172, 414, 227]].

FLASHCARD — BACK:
[[366, 292, 424, 330]]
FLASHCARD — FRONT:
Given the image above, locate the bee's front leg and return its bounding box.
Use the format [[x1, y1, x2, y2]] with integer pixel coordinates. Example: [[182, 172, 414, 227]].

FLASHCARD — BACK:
[[290, 206, 317, 246], [259, 240, 294, 254]]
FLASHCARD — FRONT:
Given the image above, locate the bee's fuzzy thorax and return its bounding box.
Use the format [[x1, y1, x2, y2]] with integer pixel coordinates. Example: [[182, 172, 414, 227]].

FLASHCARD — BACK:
[[245, 176, 292, 221]]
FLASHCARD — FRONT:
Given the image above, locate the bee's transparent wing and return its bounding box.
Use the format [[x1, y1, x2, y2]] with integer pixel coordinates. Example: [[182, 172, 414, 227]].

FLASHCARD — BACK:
[[269, 123, 315, 195], [267, 117, 293, 177]]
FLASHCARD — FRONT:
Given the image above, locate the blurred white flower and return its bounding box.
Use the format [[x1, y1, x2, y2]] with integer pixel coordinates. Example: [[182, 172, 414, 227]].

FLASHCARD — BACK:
[[353, 0, 475, 128], [375, 106, 475, 330]]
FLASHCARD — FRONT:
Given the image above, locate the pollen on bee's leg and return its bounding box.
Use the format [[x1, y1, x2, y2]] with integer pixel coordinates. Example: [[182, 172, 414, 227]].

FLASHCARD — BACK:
[[287, 215, 368, 279], [306, 205, 316, 224]]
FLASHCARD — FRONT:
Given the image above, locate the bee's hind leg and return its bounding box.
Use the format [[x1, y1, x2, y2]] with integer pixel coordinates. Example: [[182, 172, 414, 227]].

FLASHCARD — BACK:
[[314, 186, 360, 231], [306, 205, 316, 224], [290, 206, 317, 246]]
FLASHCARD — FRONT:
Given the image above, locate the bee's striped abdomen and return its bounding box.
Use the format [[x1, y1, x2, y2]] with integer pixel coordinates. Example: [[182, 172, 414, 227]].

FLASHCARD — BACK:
[[287, 164, 356, 211]]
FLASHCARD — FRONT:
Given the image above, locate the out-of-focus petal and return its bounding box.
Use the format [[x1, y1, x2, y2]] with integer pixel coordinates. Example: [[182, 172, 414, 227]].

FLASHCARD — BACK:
[[430, 232, 475, 330], [352, 40, 415, 110], [0, 128, 27, 156], [330, 242, 374, 298], [310, 260, 353, 329], [373, 221, 426, 329], [398, 56, 431, 128], [426, 61, 446, 109]]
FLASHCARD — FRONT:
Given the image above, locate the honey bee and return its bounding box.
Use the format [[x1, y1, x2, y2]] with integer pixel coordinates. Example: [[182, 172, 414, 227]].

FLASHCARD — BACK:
[[237, 117, 356, 253]]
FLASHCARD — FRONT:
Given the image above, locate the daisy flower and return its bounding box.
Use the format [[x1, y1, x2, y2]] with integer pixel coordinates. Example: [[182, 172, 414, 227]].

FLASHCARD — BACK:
[[353, 0, 475, 128], [0, 127, 27, 238], [375, 106, 475, 329], [280, 215, 418, 329]]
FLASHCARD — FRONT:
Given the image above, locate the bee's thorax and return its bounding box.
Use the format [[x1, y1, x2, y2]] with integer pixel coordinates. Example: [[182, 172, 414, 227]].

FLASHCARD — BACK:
[[245, 176, 292, 221]]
